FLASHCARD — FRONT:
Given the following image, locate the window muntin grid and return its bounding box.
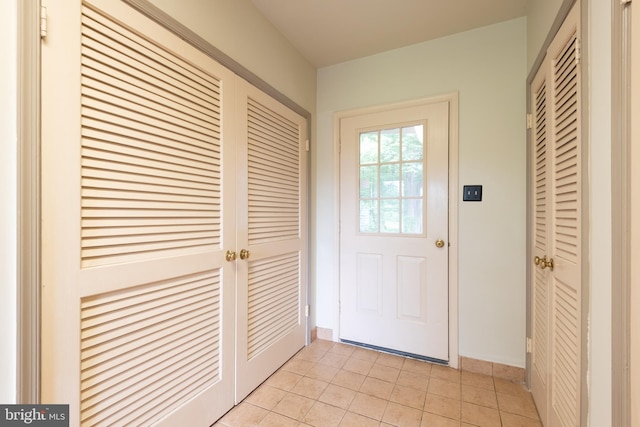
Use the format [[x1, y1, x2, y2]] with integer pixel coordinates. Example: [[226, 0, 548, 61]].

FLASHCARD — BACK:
[[358, 124, 425, 235]]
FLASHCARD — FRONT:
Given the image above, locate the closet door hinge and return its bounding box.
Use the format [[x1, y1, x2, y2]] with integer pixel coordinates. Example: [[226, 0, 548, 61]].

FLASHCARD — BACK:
[[304, 305, 310, 317], [526, 337, 532, 353], [526, 113, 533, 130], [305, 139, 310, 152], [575, 38, 582, 65], [40, 6, 48, 39]]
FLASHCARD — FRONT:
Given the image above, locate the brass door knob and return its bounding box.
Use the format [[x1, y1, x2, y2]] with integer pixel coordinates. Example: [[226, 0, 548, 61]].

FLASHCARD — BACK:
[[540, 256, 554, 271], [225, 250, 237, 262], [239, 249, 250, 260], [534, 256, 541, 266], [435, 239, 445, 248]]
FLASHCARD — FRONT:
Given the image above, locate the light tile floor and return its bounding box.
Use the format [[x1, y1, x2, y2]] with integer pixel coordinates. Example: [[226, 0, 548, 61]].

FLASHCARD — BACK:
[[214, 340, 542, 427]]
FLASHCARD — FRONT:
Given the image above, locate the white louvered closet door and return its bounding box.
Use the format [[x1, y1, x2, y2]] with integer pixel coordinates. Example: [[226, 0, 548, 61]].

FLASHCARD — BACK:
[[530, 62, 550, 424], [235, 79, 308, 402], [41, 1, 237, 426], [529, 3, 582, 426]]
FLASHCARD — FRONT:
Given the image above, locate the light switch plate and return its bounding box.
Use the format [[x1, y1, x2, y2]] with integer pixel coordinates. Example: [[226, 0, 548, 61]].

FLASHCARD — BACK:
[[463, 185, 482, 201]]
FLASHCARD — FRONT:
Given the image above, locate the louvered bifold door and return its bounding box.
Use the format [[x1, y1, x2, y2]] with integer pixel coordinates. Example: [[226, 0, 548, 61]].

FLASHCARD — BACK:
[[41, 1, 237, 426], [548, 3, 582, 426], [235, 79, 308, 402], [530, 63, 551, 425]]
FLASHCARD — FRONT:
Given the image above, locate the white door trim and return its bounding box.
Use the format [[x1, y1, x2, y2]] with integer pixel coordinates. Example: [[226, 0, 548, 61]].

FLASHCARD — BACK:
[[332, 93, 459, 367]]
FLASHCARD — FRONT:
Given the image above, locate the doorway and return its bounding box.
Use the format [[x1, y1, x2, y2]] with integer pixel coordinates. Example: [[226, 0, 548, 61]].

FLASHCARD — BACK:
[[335, 95, 458, 364]]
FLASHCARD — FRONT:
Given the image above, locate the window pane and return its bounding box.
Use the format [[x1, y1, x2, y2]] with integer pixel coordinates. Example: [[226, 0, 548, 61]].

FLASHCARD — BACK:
[[402, 162, 423, 197], [402, 125, 423, 161], [380, 164, 400, 197], [402, 199, 423, 234], [380, 199, 400, 233], [359, 200, 378, 233], [360, 131, 378, 164], [359, 165, 378, 198], [380, 128, 400, 162]]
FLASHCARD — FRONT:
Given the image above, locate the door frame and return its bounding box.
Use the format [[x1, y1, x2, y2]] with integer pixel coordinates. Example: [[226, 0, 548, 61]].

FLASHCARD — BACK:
[[332, 93, 459, 368]]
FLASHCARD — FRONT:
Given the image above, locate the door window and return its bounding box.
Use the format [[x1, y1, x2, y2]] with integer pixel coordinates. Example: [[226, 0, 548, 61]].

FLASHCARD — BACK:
[[358, 124, 425, 234]]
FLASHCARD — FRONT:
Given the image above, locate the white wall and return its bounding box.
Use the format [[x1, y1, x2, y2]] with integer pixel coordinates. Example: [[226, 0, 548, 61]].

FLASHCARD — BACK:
[[147, 0, 316, 115], [316, 18, 528, 367], [0, 0, 17, 404], [526, 0, 565, 71]]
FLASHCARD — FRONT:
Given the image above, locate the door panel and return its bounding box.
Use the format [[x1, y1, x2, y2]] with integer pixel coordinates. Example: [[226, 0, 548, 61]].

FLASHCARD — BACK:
[[530, 60, 550, 424], [339, 100, 449, 361], [42, 1, 236, 425], [235, 80, 308, 402], [529, 3, 582, 426]]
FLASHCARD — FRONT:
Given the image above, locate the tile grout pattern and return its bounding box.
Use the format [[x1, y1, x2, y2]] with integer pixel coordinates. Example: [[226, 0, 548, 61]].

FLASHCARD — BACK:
[[214, 340, 542, 427]]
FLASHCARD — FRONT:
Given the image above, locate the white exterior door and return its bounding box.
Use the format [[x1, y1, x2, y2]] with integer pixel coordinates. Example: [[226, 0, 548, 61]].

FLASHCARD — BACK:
[[530, 3, 582, 426], [339, 100, 449, 361]]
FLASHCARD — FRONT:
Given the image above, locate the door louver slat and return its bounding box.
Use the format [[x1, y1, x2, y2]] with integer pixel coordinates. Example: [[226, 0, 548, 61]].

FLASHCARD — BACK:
[[247, 253, 300, 360], [551, 30, 580, 427], [533, 79, 548, 382], [80, 270, 221, 427], [247, 98, 300, 245], [80, 5, 223, 268]]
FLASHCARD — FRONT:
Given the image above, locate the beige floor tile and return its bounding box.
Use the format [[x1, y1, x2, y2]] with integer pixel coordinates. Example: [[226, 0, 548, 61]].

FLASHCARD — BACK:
[[500, 411, 543, 427], [245, 384, 288, 410], [219, 402, 269, 427], [382, 402, 423, 427], [282, 358, 316, 376], [424, 394, 461, 420], [303, 401, 346, 427], [402, 359, 433, 376], [461, 371, 495, 391], [421, 412, 461, 427], [496, 392, 540, 419], [319, 384, 357, 409], [343, 356, 375, 376], [266, 370, 303, 391], [428, 377, 461, 400], [319, 352, 350, 369], [295, 346, 328, 363], [339, 411, 381, 427], [215, 342, 542, 427], [369, 363, 401, 383], [349, 392, 389, 421], [257, 411, 299, 427], [376, 352, 406, 369], [332, 370, 367, 391], [330, 342, 357, 357], [305, 363, 340, 382], [291, 376, 329, 400], [431, 365, 461, 384], [308, 339, 335, 352], [272, 393, 315, 421], [493, 378, 531, 398], [390, 384, 427, 410], [461, 402, 501, 427], [360, 377, 395, 399], [351, 347, 380, 362], [461, 385, 498, 409], [397, 370, 430, 392]]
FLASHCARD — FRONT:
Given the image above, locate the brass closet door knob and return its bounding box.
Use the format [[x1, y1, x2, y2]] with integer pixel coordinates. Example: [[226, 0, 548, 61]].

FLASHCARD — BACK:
[[435, 239, 445, 248]]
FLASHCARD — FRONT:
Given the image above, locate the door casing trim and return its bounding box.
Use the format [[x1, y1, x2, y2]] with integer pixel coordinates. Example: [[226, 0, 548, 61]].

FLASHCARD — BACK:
[[332, 93, 459, 367]]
